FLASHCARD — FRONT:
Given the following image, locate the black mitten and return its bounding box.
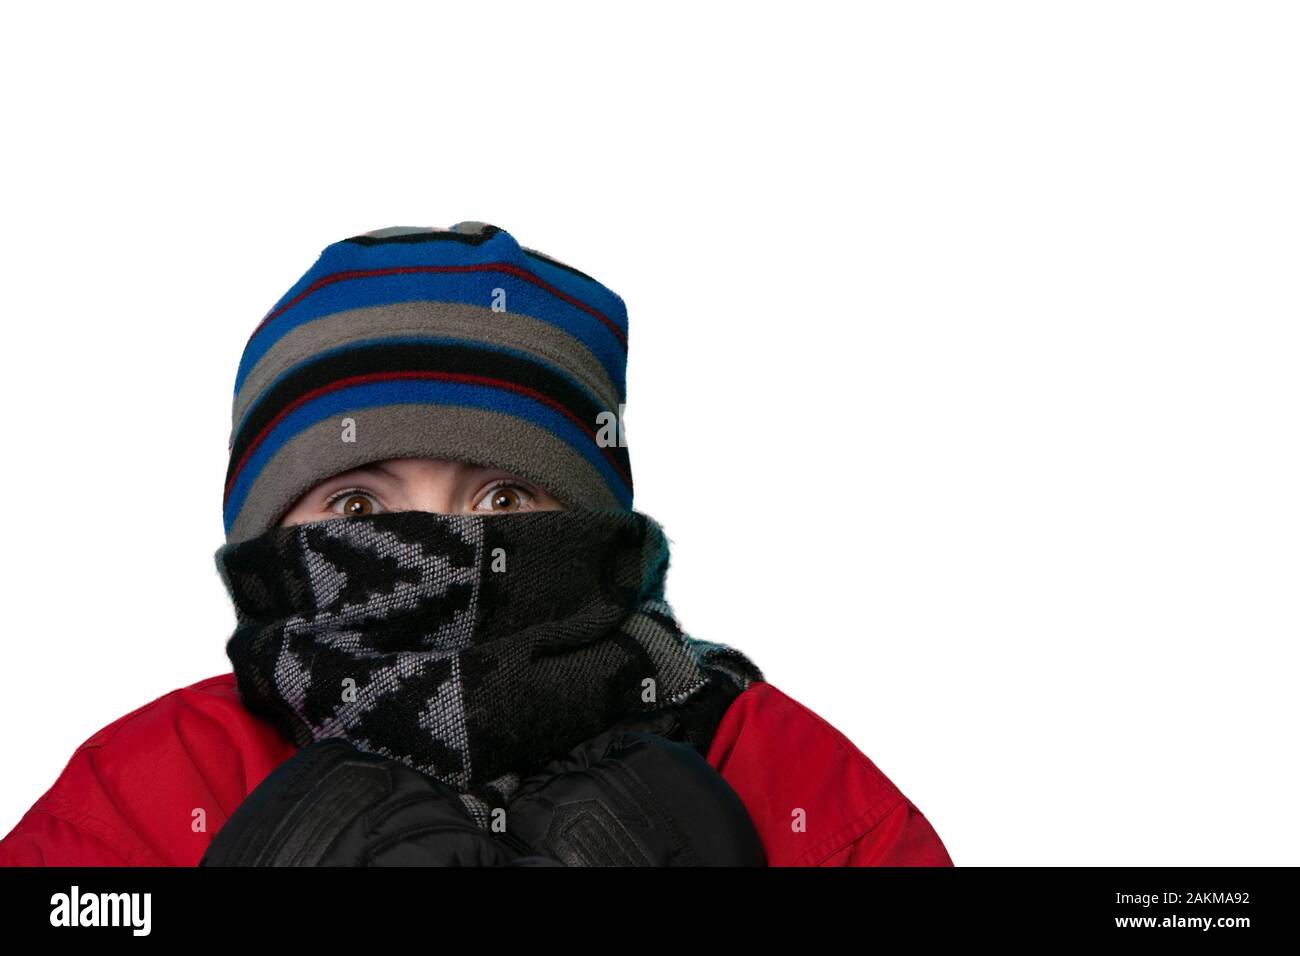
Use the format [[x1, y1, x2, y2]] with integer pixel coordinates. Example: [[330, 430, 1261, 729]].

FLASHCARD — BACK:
[[499, 712, 766, 867], [199, 737, 539, 866]]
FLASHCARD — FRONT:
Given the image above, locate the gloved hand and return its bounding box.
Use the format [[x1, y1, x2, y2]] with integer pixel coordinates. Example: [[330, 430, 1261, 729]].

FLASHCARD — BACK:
[[199, 736, 545, 866], [498, 711, 766, 866]]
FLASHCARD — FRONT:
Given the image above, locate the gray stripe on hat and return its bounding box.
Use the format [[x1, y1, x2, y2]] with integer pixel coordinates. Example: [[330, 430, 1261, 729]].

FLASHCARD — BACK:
[[227, 403, 625, 545], [233, 300, 623, 440]]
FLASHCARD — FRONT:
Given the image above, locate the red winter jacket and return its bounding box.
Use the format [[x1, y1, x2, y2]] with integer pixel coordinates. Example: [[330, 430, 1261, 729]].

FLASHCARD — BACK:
[[0, 674, 953, 867]]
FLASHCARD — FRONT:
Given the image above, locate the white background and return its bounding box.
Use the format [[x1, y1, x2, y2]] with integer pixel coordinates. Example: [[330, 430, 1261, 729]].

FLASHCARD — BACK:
[[1, 2, 1295, 866]]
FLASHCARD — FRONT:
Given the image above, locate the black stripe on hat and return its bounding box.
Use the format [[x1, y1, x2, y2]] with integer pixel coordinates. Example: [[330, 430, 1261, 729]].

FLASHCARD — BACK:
[[227, 340, 631, 493]]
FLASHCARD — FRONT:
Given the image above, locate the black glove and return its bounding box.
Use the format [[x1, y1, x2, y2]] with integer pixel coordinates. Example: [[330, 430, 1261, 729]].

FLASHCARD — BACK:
[[199, 737, 542, 866], [498, 711, 766, 867]]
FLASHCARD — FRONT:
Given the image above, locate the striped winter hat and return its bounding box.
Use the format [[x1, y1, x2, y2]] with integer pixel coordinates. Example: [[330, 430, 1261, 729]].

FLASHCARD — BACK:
[[222, 221, 632, 544]]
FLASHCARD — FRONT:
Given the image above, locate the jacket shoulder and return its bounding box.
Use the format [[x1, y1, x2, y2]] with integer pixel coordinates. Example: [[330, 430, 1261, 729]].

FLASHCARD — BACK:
[[708, 681, 953, 866], [0, 673, 295, 867]]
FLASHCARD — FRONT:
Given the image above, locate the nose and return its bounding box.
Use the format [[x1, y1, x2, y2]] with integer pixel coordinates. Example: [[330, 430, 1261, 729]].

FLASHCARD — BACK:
[[406, 473, 458, 514]]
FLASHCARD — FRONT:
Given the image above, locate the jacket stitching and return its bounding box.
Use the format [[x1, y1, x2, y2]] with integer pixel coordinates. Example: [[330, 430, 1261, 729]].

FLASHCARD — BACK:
[[74, 690, 187, 753], [757, 684, 902, 798], [800, 796, 909, 867], [21, 808, 155, 867], [59, 751, 183, 866], [747, 684, 909, 866]]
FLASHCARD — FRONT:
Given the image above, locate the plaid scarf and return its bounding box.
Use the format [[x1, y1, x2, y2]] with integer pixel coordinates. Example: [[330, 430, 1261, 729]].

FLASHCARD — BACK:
[[212, 507, 764, 828]]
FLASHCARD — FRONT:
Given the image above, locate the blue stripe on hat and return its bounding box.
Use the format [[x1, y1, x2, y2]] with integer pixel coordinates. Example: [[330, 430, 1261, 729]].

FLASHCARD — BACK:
[[235, 269, 628, 398]]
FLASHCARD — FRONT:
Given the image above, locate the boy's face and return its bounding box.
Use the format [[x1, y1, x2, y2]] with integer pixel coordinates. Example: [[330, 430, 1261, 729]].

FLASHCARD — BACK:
[[278, 457, 565, 527]]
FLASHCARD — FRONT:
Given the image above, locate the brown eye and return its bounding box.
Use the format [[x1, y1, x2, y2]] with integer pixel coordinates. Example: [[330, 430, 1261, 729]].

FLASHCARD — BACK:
[[475, 483, 533, 513], [331, 492, 378, 517], [488, 487, 521, 511]]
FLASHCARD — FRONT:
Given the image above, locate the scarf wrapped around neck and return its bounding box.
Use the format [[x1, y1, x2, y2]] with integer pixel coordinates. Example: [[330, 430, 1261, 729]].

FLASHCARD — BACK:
[[212, 507, 765, 828]]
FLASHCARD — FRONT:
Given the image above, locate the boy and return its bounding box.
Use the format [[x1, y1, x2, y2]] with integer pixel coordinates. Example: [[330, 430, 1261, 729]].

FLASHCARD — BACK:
[[0, 222, 953, 866]]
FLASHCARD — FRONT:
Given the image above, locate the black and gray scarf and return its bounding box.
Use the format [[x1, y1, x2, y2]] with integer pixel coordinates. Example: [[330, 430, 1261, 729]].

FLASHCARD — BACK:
[[212, 507, 764, 828]]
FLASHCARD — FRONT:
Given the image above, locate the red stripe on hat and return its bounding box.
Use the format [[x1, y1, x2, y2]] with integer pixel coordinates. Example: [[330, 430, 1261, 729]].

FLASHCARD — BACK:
[[222, 369, 632, 505], [246, 264, 628, 350]]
